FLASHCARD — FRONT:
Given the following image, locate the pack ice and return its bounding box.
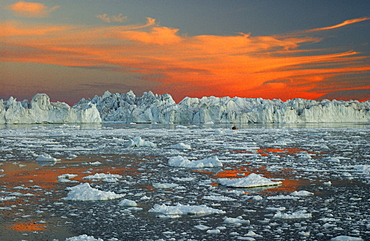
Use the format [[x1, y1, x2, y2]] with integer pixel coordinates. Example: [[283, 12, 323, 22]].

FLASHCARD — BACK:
[[0, 93, 101, 124], [80, 90, 370, 124]]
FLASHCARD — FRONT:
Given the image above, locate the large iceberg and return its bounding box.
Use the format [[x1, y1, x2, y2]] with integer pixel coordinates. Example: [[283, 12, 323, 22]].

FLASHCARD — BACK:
[[79, 90, 370, 124], [0, 93, 101, 124], [2, 90, 369, 124]]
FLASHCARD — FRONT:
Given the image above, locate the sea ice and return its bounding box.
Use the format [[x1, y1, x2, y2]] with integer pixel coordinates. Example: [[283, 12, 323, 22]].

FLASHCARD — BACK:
[[217, 173, 282, 188], [125, 136, 156, 148], [83, 173, 122, 182], [273, 210, 312, 219], [149, 203, 225, 216], [166, 143, 191, 150], [36, 153, 60, 162], [65, 234, 104, 241], [118, 199, 138, 207], [168, 156, 223, 168], [330, 236, 364, 241], [291, 190, 314, 196], [63, 183, 125, 201]]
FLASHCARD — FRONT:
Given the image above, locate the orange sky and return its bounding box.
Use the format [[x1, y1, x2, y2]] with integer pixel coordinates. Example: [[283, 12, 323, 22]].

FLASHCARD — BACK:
[[1, 1, 369, 103]]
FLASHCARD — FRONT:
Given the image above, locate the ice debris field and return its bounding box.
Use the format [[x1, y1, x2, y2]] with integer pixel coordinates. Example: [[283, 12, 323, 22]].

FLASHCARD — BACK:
[[0, 122, 369, 241]]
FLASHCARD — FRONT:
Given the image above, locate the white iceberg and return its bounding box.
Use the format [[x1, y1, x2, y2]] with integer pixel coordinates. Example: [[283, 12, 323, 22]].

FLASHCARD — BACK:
[[0, 93, 101, 124], [36, 154, 60, 162], [217, 173, 282, 188], [83, 173, 122, 182], [125, 136, 156, 148], [273, 210, 312, 219], [166, 143, 191, 150], [63, 183, 125, 201], [76, 90, 370, 124], [149, 203, 225, 216], [330, 236, 363, 241], [65, 234, 104, 241], [118, 199, 138, 207], [168, 156, 223, 168], [291, 190, 314, 196]]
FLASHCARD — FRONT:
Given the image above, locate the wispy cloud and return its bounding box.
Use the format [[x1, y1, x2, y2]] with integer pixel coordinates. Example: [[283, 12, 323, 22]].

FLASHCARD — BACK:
[[96, 14, 127, 23], [5, 1, 59, 18], [1, 17, 369, 101], [303, 17, 370, 33]]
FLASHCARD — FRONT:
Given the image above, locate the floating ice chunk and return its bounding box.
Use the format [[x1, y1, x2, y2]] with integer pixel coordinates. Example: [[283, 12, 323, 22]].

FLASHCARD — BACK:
[[118, 199, 138, 207], [63, 183, 125, 201], [83, 173, 122, 183], [203, 195, 237, 201], [195, 224, 211, 230], [153, 183, 179, 189], [125, 136, 156, 148], [36, 153, 60, 163], [65, 234, 104, 241], [166, 143, 191, 150], [223, 217, 250, 226], [0, 196, 16, 201], [291, 190, 314, 196], [149, 203, 225, 216], [168, 156, 223, 168], [330, 236, 364, 241], [273, 210, 312, 219], [217, 173, 282, 188], [58, 174, 78, 183], [172, 177, 195, 182]]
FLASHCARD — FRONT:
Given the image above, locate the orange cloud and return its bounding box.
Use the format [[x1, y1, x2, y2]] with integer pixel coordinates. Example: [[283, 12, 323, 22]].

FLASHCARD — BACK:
[[1, 17, 369, 101], [6, 1, 59, 18], [96, 14, 128, 23], [303, 17, 370, 33]]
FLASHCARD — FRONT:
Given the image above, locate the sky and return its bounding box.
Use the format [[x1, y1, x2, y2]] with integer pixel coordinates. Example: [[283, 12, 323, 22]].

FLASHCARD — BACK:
[[1, 0, 369, 104]]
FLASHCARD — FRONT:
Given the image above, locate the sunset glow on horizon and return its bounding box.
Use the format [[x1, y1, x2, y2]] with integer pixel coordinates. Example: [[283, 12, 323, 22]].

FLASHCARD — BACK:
[[1, 1, 369, 104]]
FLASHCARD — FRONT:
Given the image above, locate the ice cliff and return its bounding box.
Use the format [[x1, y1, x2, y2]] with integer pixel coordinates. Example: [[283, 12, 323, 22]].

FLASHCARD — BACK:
[[0, 93, 101, 124], [1, 91, 369, 124], [78, 90, 370, 124]]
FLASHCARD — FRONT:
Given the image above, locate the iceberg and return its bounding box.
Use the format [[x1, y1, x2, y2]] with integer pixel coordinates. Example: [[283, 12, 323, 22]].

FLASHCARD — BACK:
[[2, 90, 369, 124], [217, 173, 282, 188], [62, 183, 125, 201], [168, 156, 223, 168], [149, 203, 225, 216], [77, 90, 370, 124], [0, 93, 101, 124]]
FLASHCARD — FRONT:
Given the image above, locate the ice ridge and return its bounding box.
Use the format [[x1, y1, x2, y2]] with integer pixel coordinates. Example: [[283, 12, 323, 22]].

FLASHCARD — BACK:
[[1, 91, 369, 124], [0, 93, 101, 124], [79, 90, 370, 124]]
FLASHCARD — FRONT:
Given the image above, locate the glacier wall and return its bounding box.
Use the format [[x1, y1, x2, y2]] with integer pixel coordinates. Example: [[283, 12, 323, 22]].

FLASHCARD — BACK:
[[0, 93, 101, 124], [1, 91, 369, 124], [78, 90, 370, 124]]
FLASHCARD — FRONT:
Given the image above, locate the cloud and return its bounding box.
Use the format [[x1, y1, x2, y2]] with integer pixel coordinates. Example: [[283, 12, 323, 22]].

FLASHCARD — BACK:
[[1, 17, 369, 101], [301, 17, 370, 33], [96, 14, 127, 23], [6, 1, 59, 18]]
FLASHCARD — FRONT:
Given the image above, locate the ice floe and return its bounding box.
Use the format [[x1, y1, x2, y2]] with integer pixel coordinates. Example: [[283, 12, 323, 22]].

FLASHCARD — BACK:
[[168, 156, 223, 168], [125, 136, 156, 148], [63, 183, 125, 201], [149, 203, 226, 216], [65, 234, 104, 241], [217, 173, 282, 188]]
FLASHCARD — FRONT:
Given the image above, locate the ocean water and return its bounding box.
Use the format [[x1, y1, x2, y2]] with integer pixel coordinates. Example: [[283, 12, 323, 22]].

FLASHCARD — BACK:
[[0, 123, 369, 240]]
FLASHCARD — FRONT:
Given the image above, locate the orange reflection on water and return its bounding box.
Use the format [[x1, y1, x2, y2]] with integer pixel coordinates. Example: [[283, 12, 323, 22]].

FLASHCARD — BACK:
[[10, 221, 46, 232]]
